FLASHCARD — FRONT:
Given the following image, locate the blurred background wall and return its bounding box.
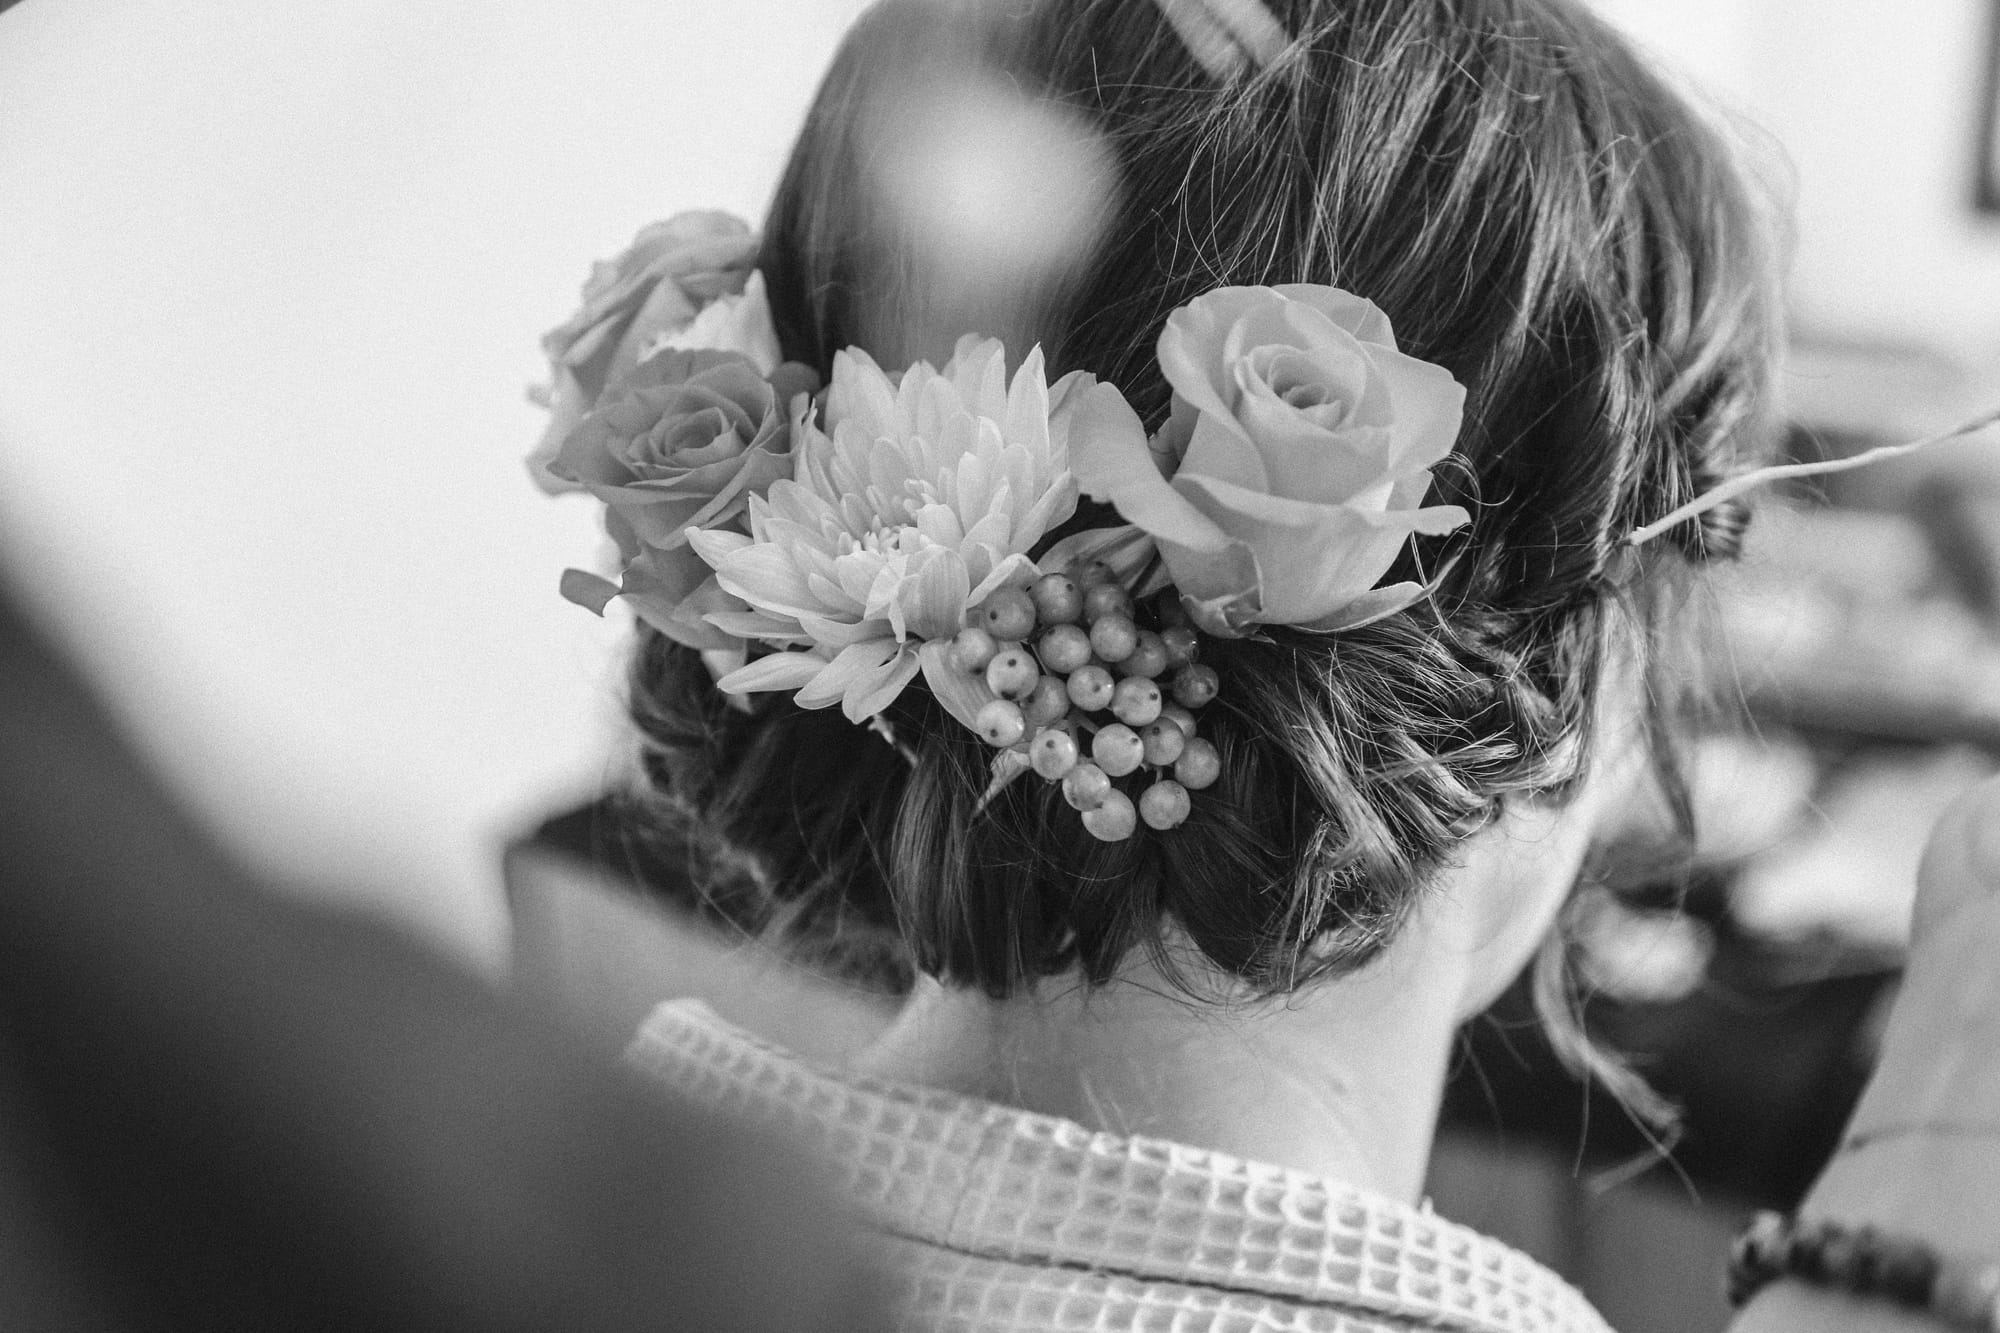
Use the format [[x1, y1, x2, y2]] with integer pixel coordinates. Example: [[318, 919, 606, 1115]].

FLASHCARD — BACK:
[[0, 0, 874, 964], [1604, 0, 2000, 352], [3, 0, 1999, 966]]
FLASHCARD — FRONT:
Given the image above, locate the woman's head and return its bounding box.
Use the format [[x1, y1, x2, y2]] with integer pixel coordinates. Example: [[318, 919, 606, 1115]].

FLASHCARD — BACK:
[[622, 0, 1779, 1001]]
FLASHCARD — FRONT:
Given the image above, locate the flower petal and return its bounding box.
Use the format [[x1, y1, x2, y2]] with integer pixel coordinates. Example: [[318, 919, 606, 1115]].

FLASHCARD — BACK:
[[1295, 579, 1430, 634], [1367, 349, 1468, 473], [1003, 345, 1055, 460], [796, 639, 902, 710], [685, 527, 753, 566], [843, 644, 924, 722], [965, 552, 1040, 608], [1177, 408, 1271, 496], [825, 347, 900, 438], [1011, 472, 1080, 552], [1158, 295, 1249, 443], [919, 639, 1000, 735], [558, 568, 622, 616], [798, 611, 888, 650], [704, 542, 825, 621], [946, 337, 1010, 423], [622, 557, 745, 650], [1174, 473, 1468, 626], [713, 651, 828, 697], [1271, 282, 1397, 348], [1176, 563, 1264, 638], [902, 551, 973, 642], [700, 646, 750, 682], [1037, 525, 1157, 587], [703, 609, 807, 641], [1071, 390, 1235, 557], [1179, 472, 1469, 536], [659, 271, 783, 374]]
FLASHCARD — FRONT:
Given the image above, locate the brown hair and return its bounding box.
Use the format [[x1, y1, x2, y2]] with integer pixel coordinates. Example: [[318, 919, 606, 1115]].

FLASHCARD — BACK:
[[619, 0, 1779, 1012]]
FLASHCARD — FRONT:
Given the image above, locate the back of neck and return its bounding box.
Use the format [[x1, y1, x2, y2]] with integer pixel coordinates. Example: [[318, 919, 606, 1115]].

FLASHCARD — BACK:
[[853, 928, 1468, 1203]]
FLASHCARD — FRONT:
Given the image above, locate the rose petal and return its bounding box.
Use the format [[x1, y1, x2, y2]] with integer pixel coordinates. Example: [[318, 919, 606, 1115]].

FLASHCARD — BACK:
[[586, 485, 710, 550], [1228, 396, 1397, 506], [1158, 295, 1252, 444], [1158, 533, 1263, 634], [550, 414, 636, 490], [622, 346, 761, 394], [1174, 473, 1468, 625], [624, 544, 722, 603], [1071, 390, 1235, 557], [1181, 475, 1473, 542], [635, 604, 741, 653], [620, 559, 745, 650], [526, 404, 588, 496], [1178, 408, 1272, 496], [660, 271, 783, 374], [1293, 577, 1448, 634], [1244, 343, 1371, 426], [1271, 283, 1398, 348], [602, 507, 644, 563], [602, 277, 706, 395], [769, 363, 821, 405], [1367, 348, 1468, 473], [1177, 567, 1265, 638]]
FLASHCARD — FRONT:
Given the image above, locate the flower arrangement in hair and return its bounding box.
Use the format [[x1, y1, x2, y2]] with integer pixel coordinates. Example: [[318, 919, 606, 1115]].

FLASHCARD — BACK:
[[534, 215, 1472, 841]]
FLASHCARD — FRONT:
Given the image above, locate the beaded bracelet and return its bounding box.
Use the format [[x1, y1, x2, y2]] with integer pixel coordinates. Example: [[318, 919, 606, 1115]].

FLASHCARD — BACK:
[[1729, 1211, 2000, 1330]]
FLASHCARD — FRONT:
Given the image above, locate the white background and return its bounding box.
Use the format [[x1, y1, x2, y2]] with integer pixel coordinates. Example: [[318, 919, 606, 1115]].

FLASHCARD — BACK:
[[0, 0, 874, 963], [4, 0, 1998, 966]]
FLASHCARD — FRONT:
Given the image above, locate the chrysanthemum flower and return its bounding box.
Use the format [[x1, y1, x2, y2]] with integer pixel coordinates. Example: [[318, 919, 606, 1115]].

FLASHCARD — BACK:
[[688, 337, 1140, 722]]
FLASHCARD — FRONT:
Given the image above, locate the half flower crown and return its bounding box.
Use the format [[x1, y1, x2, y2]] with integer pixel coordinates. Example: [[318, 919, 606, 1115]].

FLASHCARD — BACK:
[[530, 212, 1469, 842], [530, 212, 1997, 841]]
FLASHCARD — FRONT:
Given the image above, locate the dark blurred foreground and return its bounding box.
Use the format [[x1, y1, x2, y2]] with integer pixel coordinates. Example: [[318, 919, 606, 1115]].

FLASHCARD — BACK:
[[0, 580, 882, 1331]]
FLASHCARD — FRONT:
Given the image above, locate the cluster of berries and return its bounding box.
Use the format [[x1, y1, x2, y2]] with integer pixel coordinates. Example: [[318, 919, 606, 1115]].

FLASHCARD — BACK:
[[950, 563, 1222, 843]]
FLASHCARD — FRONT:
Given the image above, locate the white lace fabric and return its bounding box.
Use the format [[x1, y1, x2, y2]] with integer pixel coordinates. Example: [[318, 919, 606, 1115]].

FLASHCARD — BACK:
[[626, 1000, 1613, 1333]]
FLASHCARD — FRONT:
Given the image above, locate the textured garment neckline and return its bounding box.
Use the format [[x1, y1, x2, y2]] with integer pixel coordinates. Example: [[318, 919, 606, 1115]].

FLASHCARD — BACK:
[[627, 999, 1611, 1333]]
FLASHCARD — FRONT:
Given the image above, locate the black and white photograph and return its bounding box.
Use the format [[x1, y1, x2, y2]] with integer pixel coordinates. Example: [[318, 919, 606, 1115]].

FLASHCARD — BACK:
[[5, 1, 2000, 1329]]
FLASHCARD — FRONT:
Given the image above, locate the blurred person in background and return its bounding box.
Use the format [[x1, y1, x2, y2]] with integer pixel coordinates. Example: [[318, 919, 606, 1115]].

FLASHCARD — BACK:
[[0, 573, 881, 1329]]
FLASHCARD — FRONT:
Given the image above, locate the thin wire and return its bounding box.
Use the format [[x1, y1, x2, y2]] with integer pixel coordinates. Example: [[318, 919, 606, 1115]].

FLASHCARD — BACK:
[[1626, 405, 2000, 548]]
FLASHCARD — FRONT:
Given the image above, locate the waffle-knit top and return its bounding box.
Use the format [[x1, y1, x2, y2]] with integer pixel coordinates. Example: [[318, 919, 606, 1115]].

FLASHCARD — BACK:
[[626, 1000, 1613, 1333]]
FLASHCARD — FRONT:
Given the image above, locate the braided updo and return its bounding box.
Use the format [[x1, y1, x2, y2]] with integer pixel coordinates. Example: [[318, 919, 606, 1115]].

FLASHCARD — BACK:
[[616, 0, 1780, 1001]]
